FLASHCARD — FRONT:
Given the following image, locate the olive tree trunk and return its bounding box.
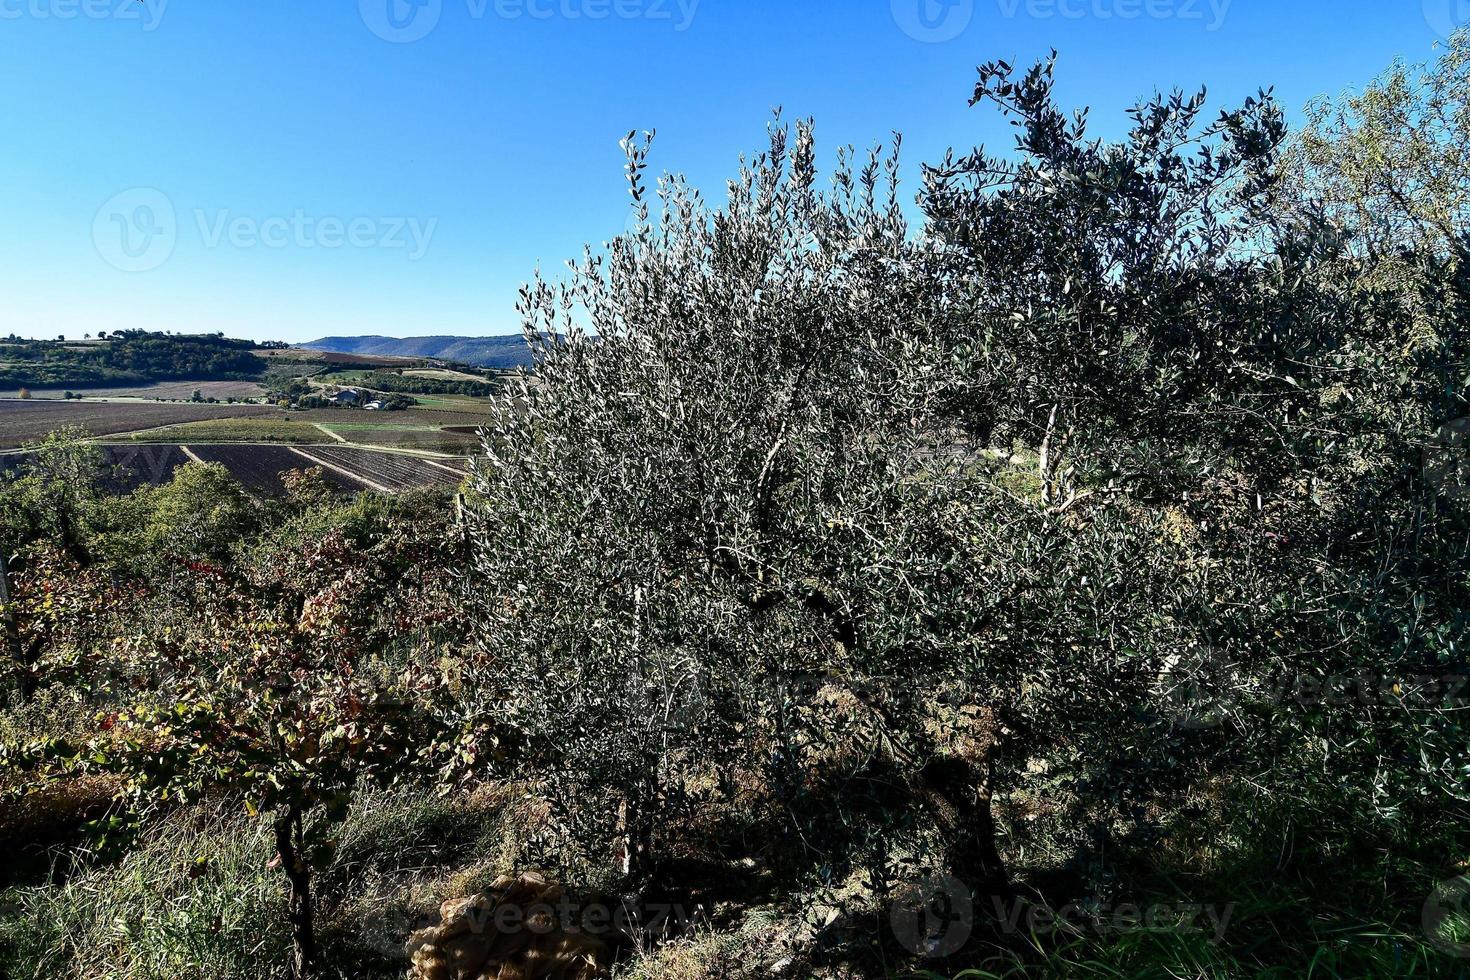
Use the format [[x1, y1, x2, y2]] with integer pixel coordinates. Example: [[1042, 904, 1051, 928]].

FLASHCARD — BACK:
[[920, 755, 1009, 899]]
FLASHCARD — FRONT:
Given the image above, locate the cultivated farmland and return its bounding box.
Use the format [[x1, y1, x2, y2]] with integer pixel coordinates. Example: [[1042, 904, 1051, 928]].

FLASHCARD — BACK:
[[402, 367, 486, 382], [295, 446, 466, 492], [257, 348, 421, 369], [3, 443, 464, 497], [187, 445, 370, 495], [290, 407, 498, 431], [318, 426, 480, 454], [101, 445, 194, 492], [0, 399, 282, 448], [109, 418, 329, 444], [19, 380, 269, 401]]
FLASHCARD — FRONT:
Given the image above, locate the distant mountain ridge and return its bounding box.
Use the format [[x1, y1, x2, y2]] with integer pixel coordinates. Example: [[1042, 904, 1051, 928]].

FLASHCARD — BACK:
[[302, 335, 533, 369]]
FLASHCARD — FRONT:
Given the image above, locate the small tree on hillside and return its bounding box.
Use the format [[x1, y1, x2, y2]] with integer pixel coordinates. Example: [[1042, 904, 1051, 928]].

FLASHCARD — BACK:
[[11, 502, 460, 977], [1, 426, 105, 559]]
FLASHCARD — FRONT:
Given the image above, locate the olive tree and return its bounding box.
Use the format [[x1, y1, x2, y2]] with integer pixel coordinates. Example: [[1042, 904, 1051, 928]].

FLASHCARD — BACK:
[[458, 97, 1276, 899], [925, 54, 1470, 885], [461, 119, 1026, 887], [1283, 29, 1470, 265]]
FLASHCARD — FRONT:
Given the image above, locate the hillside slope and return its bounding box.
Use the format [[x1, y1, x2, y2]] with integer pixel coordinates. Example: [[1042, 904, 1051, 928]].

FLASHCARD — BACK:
[[303, 335, 534, 369]]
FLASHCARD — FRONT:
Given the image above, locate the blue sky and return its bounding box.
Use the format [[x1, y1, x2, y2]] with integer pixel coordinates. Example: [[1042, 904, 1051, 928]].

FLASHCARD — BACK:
[[0, 1, 1463, 343]]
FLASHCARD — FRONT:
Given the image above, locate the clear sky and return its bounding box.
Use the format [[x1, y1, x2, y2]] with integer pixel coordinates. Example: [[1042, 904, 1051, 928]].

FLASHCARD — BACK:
[[0, 1, 1462, 343]]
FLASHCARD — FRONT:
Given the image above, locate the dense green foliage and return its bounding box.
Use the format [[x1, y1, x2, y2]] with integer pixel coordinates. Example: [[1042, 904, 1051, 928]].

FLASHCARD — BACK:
[[363, 371, 500, 398], [0, 331, 268, 388], [3, 37, 1470, 980]]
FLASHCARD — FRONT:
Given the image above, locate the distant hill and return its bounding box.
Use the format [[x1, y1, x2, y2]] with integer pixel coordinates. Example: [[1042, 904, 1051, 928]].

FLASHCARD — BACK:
[[0, 330, 267, 389], [302, 335, 534, 370]]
